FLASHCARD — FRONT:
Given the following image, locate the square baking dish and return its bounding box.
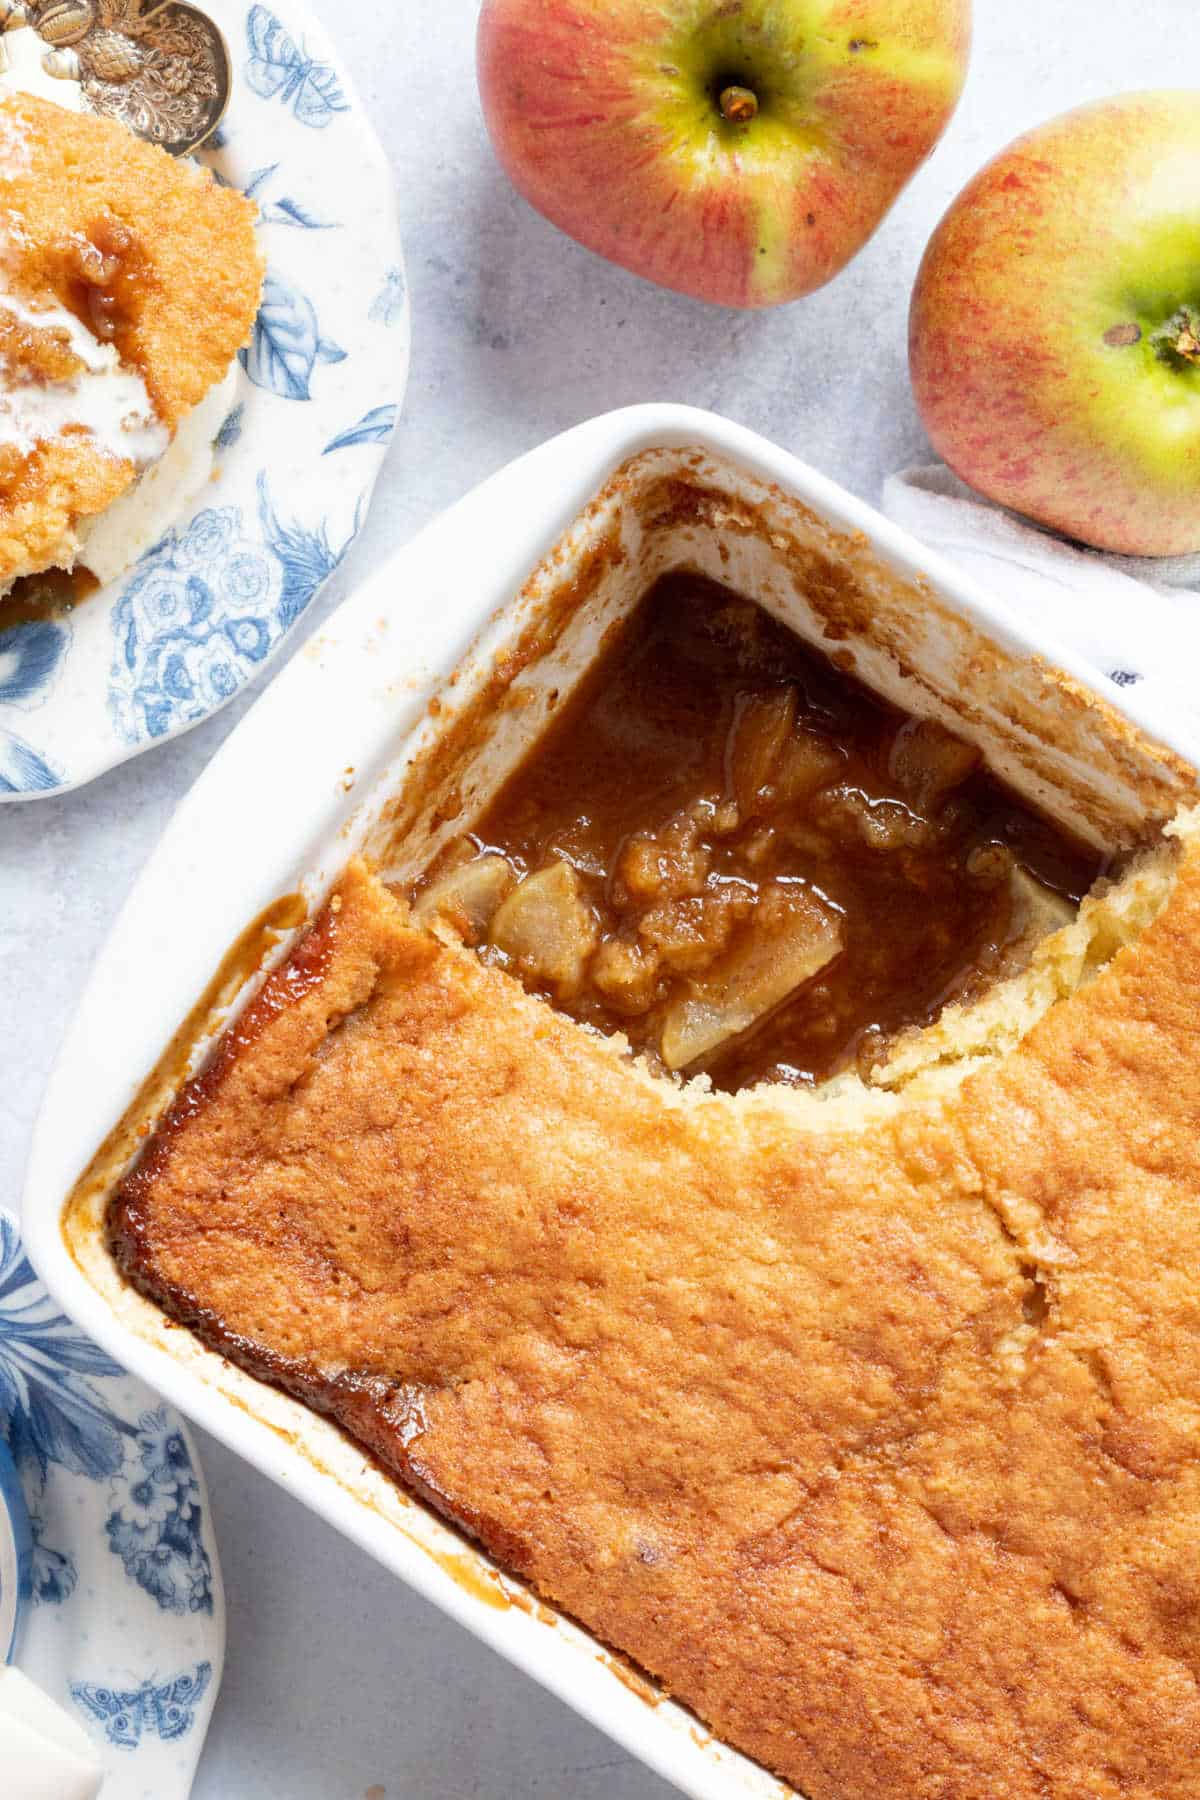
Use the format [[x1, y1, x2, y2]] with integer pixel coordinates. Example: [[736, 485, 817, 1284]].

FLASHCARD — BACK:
[[23, 404, 1200, 1800]]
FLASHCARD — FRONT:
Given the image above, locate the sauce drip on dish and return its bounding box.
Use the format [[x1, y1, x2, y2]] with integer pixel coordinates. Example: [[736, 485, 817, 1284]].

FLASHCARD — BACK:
[[409, 574, 1105, 1092]]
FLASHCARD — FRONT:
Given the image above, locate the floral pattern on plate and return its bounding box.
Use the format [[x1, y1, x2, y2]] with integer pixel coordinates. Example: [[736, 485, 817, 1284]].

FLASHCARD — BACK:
[[0, 1210, 224, 1797], [0, 0, 409, 800], [107, 476, 352, 743]]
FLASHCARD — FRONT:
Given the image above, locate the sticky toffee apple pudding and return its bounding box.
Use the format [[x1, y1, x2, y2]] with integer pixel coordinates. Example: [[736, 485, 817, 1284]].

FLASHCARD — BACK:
[[0, 93, 262, 614], [107, 569, 1200, 1800]]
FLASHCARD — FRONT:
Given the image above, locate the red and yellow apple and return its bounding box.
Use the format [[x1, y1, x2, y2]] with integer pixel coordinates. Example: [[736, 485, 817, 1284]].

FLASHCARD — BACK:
[[477, 0, 971, 309], [910, 92, 1200, 556]]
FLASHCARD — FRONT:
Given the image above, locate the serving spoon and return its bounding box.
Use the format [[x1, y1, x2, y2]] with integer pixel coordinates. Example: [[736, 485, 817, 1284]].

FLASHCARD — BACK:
[[0, 0, 230, 156]]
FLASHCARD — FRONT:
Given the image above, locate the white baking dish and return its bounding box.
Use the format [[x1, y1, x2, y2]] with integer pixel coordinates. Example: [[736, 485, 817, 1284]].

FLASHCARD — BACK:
[[23, 405, 1200, 1800]]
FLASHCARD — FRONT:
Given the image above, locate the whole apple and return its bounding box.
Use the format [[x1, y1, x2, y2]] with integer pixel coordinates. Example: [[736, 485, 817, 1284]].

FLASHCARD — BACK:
[[477, 0, 970, 309], [910, 91, 1200, 557]]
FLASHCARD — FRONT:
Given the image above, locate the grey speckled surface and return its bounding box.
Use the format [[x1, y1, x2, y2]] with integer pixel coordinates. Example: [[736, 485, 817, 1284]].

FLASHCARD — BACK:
[[1, 2, 1191, 1794]]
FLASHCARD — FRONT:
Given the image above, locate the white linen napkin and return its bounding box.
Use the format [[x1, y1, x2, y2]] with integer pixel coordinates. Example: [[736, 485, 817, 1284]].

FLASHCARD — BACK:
[[882, 464, 1200, 742], [0, 1666, 104, 1800]]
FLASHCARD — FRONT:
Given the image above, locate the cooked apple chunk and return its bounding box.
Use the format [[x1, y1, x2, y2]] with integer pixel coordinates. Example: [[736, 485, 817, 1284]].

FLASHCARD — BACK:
[[888, 718, 980, 810], [489, 860, 596, 996], [660, 885, 843, 1071], [1002, 867, 1075, 966], [727, 687, 797, 817], [411, 853, 515, 943]]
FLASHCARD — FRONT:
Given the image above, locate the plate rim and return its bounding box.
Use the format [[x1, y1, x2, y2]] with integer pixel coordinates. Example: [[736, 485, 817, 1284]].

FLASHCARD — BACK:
[[1, 1202, 225, 1797]]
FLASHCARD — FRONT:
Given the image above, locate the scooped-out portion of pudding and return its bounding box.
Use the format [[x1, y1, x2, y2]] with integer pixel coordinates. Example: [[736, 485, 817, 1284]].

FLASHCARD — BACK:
[[0, 92, 263, 609], [409, 573, 1106, 1091]]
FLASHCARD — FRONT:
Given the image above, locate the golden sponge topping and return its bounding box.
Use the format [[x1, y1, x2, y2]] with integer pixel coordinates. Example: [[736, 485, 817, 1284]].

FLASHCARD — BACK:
[[111, 812, 1200, 1800]]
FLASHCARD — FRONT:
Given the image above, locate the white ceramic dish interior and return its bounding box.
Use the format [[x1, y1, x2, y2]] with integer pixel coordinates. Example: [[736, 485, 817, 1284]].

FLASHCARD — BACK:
[[23, 405, 1200, 1800]]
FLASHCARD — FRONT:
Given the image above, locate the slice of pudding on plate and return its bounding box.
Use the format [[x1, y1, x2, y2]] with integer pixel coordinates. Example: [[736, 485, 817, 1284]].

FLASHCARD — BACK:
[[0, 89, 263, 608]]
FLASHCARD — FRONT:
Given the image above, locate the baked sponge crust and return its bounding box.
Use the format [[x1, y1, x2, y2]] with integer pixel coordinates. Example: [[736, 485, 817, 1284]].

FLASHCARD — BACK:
[[110, 844, 1200, 1799], [0, 93, 263, 587]]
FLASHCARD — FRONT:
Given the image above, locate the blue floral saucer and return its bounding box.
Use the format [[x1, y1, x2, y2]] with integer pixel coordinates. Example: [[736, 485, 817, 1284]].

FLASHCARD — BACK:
[[0, 0, 409, 800], [0, 1209, 223, 1797]]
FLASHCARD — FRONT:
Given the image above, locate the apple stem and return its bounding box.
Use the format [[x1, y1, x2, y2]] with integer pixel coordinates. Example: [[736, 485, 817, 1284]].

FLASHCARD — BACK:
[[718, 84, 758, 124], [1153, 304, 1200, 368], [1174, 323, 1200, 365]]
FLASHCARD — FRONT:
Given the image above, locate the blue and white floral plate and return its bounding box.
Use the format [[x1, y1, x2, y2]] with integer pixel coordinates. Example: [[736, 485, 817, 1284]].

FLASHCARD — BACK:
[[0, 1432, 31, 1663], [0, 1209, 223, 1797], [0, 0, 409, 801]]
